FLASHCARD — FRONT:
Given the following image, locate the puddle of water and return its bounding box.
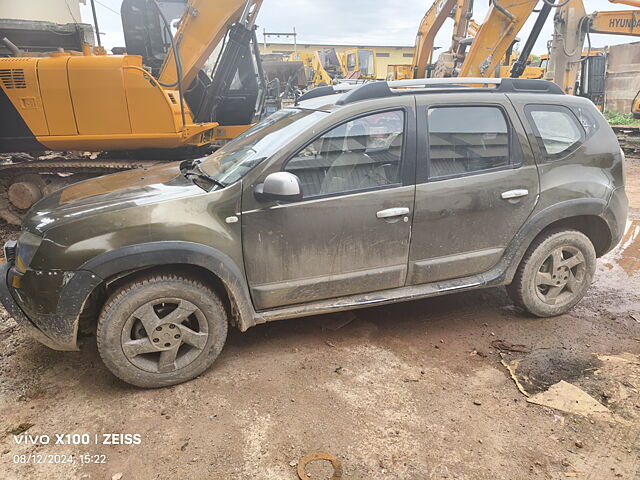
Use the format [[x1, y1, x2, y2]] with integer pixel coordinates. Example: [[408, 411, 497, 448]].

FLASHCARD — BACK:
[[605, 220, 640, 277]]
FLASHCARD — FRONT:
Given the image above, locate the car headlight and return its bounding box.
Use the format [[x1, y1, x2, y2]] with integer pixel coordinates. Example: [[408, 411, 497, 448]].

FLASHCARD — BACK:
[[15, 231, 43, 273]]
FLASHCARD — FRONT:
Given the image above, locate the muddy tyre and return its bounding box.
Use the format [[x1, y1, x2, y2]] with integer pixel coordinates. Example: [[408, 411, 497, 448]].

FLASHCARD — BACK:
[[506, 229, 596, 317], [97, 274, 228, 388]]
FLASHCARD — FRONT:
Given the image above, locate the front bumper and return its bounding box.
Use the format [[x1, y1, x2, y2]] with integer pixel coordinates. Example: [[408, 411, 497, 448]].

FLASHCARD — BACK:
[[0, 263, 102, 351]]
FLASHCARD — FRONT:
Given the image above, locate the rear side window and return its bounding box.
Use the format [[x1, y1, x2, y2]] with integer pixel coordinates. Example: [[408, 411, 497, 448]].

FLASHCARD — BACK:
[[571, 105, 599, 137], [427, 106, 511, 179], [526, 105, 585, 159]]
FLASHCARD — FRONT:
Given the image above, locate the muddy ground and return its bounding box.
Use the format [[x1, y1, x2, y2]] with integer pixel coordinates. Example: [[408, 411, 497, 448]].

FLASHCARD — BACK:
[[1, 159, 639, 480]]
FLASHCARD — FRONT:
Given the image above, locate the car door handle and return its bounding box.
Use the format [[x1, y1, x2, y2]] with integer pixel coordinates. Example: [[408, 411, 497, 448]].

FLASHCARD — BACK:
[[377, 207, 410, 219], [501, 189, 529, 200]]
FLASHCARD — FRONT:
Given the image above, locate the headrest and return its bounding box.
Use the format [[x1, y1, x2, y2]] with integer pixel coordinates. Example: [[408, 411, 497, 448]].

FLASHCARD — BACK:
[[323, 123, 347, 155], [346, 123, 367, 153]]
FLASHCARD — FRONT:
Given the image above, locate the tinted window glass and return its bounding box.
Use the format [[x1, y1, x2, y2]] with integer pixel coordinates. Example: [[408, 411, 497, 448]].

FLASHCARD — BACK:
[[358, 49, 375, 76], [527, 106, 584, 157], [571, 105, 599, 137], [427, 106, 510, 178], [200, 108, 327, 184], [285, 110, 405, 198]]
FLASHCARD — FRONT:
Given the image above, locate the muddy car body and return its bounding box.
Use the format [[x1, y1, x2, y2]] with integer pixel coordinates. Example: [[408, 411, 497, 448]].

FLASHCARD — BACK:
[[0, 78, 628, 387]]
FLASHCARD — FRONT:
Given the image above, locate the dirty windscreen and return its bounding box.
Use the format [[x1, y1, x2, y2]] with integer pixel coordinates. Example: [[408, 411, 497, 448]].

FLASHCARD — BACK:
[[200, 108, 329, 185]]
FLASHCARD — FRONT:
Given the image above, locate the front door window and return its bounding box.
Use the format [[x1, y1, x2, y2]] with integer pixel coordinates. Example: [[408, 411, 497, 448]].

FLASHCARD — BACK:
[[284, 110, 405, 198]]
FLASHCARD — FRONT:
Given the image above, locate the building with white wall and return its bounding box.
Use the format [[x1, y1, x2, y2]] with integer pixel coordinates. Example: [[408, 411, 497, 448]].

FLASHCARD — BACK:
[[0, 0, 84, 24], [0, 0, 93, 55]]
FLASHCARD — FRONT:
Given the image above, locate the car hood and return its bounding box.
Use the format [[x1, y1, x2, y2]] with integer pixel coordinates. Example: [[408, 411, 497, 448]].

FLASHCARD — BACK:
[[24, 162, 203, 234]]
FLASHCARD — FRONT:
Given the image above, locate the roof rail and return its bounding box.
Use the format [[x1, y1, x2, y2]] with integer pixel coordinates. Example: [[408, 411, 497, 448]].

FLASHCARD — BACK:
[[387, 78, 503, 89], [298, 77, 564, 106]]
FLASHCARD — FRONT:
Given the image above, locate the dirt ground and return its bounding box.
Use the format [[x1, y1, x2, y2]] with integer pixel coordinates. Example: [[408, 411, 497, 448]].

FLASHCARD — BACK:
[[1, 159, 639, 480]]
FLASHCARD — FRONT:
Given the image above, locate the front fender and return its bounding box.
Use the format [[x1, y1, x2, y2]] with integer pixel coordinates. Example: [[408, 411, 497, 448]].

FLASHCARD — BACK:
[[80, 241, 257, 332]]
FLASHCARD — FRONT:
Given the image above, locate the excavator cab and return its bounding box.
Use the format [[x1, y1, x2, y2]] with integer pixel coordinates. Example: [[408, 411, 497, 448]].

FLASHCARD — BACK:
[[121, 0, 187, 76], [577, 52, 607, 110], [121, 0, 265, 129], [342, 48, 377, 80]]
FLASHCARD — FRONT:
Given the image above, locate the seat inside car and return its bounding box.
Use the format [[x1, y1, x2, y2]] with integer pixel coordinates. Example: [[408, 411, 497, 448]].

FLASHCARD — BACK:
[[320, 123, 390, 194]]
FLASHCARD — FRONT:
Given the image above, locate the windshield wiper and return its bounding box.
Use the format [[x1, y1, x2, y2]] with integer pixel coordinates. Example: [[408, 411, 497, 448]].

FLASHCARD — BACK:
[[182, 160, 226, 189]]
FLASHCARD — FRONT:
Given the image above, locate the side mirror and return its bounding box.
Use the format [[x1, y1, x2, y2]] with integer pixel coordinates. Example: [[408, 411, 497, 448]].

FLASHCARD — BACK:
[[254, 172, 303, 202]]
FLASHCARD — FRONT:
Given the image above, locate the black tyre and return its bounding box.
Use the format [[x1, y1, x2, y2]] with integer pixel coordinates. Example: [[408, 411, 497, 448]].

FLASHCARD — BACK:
[[97, 274, 228, 388], [506, 229, 596, 317]]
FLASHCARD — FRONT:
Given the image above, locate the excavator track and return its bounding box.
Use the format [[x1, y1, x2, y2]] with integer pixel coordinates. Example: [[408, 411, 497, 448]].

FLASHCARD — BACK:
[[612, 125, 640, 156], [0, 158, 163, 225]]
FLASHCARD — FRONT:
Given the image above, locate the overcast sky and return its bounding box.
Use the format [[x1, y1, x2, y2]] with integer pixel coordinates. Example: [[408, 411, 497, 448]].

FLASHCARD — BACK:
[[80, 0, 639, 57]]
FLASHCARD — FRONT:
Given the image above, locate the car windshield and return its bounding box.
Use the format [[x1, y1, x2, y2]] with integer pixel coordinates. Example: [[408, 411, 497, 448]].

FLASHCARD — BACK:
[[199, 108, 329, 185]]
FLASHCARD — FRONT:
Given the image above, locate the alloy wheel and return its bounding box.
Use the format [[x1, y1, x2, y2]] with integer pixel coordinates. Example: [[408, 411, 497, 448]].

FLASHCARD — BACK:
[[534, 246, 587, 306], [120, 298, 209, 374]]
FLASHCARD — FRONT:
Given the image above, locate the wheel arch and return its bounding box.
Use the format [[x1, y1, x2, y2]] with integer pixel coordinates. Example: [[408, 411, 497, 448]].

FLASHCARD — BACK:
[[501, 198, 612, 284], [80, 242, 257, 333]]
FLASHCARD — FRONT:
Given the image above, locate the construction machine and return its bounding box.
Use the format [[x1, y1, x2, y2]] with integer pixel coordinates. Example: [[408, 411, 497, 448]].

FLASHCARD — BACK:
[[388, 0, 543, 81], [542, 0, 640, 153], [340, 47, 378, 80], [0, 0, 266, 224], [544, 0, 640, 99], [385, 0, 473, 80], [282, 46, 376, 88], [431, 0, 638, 115], [288, 48, 344, 87]]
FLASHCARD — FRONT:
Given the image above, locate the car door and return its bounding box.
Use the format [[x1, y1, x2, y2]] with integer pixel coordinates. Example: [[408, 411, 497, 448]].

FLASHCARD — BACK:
[[242, 105, 416, 310], [407, 94, 539, 285]]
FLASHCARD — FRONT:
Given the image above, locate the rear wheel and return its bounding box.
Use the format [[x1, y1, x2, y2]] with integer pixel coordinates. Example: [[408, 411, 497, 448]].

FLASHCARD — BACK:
[[507, 229, 596, 317], [97, 274, 228, 388]]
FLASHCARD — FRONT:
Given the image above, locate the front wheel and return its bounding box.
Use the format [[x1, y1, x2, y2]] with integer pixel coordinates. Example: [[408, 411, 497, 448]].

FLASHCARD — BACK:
[[97, 274, 228, 388], [507, 229, 596, 317]]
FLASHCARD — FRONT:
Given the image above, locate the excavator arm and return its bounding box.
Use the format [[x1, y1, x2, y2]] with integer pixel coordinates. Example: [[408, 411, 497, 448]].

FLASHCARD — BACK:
[[449, 0, 475, 63], [589, 9, 640, 35], [157, 0, 263, 88], [412, 0, 458, 78], [545, 0, 640, 97], [609, 0, 640, 6], [458, 0, 541, 77]]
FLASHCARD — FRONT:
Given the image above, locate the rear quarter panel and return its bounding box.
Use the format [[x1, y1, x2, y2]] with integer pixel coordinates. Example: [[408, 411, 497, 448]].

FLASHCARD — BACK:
[[506, 94, 621, 213]]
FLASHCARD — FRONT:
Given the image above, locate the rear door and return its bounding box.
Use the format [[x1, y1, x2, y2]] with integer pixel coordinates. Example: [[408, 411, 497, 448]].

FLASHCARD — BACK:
[[407, 94, 539, 285]]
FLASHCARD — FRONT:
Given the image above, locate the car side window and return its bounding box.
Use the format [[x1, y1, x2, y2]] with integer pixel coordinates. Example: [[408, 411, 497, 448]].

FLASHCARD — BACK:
[[427, 106, 511, 179], [284, 110, 405, 198], [526, 105, 585, 158]]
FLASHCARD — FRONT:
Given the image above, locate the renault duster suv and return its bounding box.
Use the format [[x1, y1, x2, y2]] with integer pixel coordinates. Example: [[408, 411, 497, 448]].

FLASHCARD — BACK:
[[0, 78, 628, 388]]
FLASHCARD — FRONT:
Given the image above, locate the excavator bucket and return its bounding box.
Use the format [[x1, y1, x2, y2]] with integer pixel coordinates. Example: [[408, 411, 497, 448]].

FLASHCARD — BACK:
[[262, 59, 307, 88]]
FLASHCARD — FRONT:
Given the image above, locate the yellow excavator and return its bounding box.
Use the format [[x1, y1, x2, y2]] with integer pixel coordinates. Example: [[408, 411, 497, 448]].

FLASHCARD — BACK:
[[544, 0, 640, 106], [0, 0, 264, 153], [0, 0, 266, 223], [386, 0, 474, 80], [340, 47, 378, 80], [288, 50, 339, 87], [286, 46, 378, 88], [431, 0, 639, 114], [388, 0, 544, 81]]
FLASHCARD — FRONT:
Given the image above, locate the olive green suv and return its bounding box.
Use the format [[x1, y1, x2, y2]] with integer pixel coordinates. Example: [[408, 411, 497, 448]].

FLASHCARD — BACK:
[[0, 78, 628, 388]]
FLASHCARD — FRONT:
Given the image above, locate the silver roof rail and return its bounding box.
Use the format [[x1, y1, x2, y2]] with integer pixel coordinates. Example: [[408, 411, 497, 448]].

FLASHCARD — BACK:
[[386, 78, 503, 89], [296, 77, 563, 105]]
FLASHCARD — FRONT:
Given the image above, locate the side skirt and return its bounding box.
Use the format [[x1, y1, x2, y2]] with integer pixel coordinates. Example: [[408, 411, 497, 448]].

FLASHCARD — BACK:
[[253, 268, 506, 325]]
